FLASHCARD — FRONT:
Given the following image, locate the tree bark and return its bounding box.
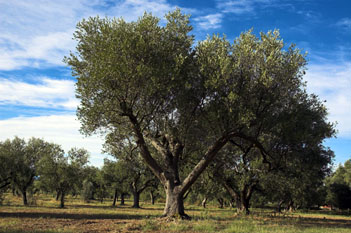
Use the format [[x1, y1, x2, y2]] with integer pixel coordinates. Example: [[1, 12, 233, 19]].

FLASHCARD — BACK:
[[277, 200, 284, 213], [130, 113, 236, 219], [163, 184, 188, 219], [217, 198, 224, 208], [22, 190, 28, 206], [112, 189, 118, 206], [120, 193, 125, 205], [150, 190, 155, 205], [56, 190, 61, 201], [132, 191, 140, 208], [202, 197, 208, 208], [60, 192, 65, 208]]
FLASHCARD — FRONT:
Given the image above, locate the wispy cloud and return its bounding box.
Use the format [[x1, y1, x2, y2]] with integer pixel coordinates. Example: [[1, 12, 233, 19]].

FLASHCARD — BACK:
[[194, 13, 223, 29], [0, 78, 78, 109], [336, 18, 351, 31], [0, 0, 187, 71], [107, 0, 178, 21], [216, 0, 275, 14], [217, 0, 254, 14], [304, 62, 351, 138], [0, 114, 107, 166]]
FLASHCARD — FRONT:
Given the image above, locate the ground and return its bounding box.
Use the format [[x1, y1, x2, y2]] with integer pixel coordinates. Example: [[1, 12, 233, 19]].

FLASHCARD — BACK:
[[0, 194, 350, 233]]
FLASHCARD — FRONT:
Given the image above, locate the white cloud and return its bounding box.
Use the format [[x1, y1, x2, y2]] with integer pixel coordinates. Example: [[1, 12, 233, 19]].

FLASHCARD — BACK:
[[304, 62, 351, 138], [217, 0, 254, 14], [0, 114, 107, 167], [216, 0, 275, 15], [108, 0, 176, 22], [0, 78, 79, 109], [0, 0, 198, 70], [0, 0, 99, 70], [336, 18, 351, 29], [194, 13, 223, 29]]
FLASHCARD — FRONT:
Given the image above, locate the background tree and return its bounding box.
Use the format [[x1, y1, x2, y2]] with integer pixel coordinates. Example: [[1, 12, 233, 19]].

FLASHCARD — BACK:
[[65, 9, 332, 218], [0, 137, 54, 205], [104, 138, 156, 208], [326, 159, 351, 209], [38, 148, 89, 208]]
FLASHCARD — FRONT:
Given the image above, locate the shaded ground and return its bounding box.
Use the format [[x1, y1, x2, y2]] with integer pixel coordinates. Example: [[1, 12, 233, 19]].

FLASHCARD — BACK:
[[0, 195, 351, 233]]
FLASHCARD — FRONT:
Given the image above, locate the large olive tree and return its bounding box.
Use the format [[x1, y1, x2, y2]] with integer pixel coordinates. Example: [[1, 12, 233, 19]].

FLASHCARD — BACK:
[[65, 9, 328, 218]]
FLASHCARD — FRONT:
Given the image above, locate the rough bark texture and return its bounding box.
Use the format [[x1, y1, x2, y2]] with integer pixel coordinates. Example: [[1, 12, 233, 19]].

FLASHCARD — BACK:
[[163, 185, 188, 219]]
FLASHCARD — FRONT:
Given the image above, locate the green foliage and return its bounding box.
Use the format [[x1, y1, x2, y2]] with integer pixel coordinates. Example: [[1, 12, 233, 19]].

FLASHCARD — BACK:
[[65, 9, 334, 217], [0, 137, 59, 205], [326, 159, 351, 209], [37, 147, 90, 207]]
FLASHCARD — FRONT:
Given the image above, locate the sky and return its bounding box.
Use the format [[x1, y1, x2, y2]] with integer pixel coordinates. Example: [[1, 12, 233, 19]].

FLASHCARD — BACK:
[[0, 0, 350, 167]]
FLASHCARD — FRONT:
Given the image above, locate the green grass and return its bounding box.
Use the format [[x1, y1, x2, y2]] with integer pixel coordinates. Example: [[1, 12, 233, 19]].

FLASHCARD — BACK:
[[1, 193, 351, 232]]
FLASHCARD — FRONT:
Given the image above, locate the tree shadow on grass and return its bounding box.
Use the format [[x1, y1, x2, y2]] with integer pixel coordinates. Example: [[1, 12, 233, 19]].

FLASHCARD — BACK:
[[0, 211, 145, 220], [260, 215, 351, 229]]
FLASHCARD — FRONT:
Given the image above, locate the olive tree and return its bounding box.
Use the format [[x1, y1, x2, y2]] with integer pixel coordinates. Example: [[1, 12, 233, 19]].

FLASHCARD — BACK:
[[0, 137, 56, 205], [38, 148, 89, 208], [65, 9, 328, 218]]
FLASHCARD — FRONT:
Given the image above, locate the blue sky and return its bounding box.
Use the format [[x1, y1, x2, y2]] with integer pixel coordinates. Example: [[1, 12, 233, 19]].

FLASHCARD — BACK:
[[0, 0, 350, 167]]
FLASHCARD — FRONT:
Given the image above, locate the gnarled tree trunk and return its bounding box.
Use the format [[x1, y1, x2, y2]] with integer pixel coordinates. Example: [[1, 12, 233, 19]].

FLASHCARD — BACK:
[[162, 183, 187, 218]]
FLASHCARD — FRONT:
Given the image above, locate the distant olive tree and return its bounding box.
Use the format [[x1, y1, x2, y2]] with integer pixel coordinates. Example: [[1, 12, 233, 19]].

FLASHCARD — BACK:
[[38, 148, 89, 208]]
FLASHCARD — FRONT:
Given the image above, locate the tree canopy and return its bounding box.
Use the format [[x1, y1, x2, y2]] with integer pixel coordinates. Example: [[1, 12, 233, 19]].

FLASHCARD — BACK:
[[65, 9, 335, 218]]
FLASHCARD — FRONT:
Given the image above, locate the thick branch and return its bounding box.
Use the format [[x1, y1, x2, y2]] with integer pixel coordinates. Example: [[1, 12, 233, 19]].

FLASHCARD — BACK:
[[128, 114, 166, 184], [180, 133, 234, 194]]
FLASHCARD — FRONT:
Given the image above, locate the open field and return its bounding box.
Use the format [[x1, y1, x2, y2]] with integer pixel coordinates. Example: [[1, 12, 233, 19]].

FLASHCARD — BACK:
[[0, 194, 350, 233]]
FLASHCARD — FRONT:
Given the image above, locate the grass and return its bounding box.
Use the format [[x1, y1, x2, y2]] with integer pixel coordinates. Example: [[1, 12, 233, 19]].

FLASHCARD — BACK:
[[0, 193, 350, 232]]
